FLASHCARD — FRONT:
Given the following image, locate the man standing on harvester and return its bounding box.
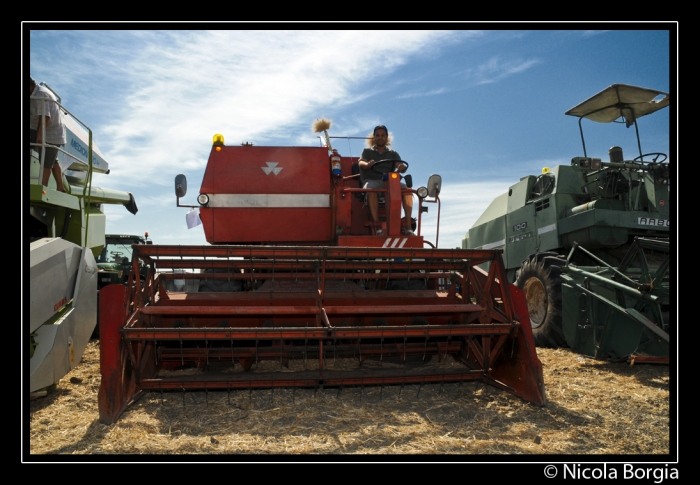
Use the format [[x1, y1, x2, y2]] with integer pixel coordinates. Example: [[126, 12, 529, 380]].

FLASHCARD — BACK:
[[358, 125, 413, 236], [29, 76, 66, 192]]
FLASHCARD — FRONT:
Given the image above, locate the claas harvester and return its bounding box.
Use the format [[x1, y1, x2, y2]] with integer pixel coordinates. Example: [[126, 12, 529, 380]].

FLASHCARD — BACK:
[[98, 122, 546, 424], [29, 81, 138, 396]]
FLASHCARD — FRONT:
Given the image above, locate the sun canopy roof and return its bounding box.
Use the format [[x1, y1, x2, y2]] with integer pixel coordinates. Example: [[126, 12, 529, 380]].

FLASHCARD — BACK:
[[565, 84, 669, 126]]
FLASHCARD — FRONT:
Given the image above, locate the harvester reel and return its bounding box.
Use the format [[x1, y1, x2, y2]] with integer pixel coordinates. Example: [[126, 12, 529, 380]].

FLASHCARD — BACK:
[[633, 152, 667, 163], [371, 159, 409, 174], [515, 255, 566, 348]]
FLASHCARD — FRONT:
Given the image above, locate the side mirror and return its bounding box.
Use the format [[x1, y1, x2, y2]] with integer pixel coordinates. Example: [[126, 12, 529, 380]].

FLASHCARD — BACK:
[[175, 174, 188, 198], [427, 174, 442, 198]]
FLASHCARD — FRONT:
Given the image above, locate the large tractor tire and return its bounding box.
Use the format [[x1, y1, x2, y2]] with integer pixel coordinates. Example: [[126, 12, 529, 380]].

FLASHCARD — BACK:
[[514, 253, 567, 348]]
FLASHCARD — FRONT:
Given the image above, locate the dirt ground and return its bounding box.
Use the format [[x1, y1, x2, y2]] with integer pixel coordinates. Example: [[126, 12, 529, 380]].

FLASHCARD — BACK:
[[26, 340, 673, 460]]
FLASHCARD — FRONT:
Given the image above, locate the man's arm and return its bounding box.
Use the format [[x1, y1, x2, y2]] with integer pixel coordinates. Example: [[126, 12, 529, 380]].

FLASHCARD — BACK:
[[35, 115, 46, 143], [358, 148, 374, 171], [359, 158, 377, 171], [391, 151, 406, 173]]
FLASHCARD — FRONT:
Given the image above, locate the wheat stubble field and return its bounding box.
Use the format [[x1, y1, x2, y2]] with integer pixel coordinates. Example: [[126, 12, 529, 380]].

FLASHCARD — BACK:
[[28, 340, 671, 457]]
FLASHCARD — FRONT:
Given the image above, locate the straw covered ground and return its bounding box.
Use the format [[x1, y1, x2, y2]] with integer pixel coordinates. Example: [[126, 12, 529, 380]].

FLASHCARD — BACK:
[[28, 340, 672, 458]]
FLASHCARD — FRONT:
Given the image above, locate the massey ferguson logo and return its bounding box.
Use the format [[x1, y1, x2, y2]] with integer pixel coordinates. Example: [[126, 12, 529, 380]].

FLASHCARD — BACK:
[[262, 162, 282, 175]]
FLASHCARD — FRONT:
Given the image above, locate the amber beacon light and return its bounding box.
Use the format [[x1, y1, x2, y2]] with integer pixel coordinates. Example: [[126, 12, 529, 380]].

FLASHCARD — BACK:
[[212, 133, 224, 152]]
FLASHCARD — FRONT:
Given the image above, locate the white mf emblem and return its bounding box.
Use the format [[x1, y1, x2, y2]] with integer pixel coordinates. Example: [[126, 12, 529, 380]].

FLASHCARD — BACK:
[[262, 162, 283, 176]]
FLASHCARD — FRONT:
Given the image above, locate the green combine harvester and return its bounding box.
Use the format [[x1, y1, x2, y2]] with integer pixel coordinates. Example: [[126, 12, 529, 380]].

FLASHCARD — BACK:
[[28, 81, 139, 394], [463, 84, 671, 363]]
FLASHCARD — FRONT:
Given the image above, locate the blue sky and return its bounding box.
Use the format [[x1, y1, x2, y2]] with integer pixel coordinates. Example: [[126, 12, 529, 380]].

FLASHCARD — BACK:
[[25, 27, 675, 249]]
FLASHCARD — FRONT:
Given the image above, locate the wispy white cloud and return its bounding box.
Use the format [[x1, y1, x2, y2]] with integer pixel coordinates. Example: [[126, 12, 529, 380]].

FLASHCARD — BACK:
[[581, 30, 610, 38], [396, 87, 448, 99], [37, 30, 468, 244], [418, 180, 512, 249], [465, 56, 541, 85], [81, 30, 462, 188]]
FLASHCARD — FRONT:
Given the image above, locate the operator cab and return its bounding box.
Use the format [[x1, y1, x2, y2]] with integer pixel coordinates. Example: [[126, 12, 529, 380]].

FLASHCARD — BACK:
[[97, 233, 152, 265], [565, 83, 669, 163]]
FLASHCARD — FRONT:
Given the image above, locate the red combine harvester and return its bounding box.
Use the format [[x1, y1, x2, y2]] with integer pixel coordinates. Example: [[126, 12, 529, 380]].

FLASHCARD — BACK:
[[98, 127, 547, 424]]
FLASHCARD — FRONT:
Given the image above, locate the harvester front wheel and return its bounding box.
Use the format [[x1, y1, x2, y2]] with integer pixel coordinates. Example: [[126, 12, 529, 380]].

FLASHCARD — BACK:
[[515, 255, 566, 348]]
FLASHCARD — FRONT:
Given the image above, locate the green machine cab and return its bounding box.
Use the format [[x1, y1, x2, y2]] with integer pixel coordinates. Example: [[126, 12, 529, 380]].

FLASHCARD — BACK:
[[96, 233, 152, 288]]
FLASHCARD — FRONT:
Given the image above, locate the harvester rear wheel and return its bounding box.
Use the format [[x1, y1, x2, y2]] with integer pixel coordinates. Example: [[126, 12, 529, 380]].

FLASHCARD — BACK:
[[515, 255, 566, 348]]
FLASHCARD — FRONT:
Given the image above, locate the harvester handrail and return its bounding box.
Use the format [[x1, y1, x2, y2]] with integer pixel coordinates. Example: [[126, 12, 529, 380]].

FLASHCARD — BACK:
[[30, 95, 96, 180], [30, 93, 96, 248]]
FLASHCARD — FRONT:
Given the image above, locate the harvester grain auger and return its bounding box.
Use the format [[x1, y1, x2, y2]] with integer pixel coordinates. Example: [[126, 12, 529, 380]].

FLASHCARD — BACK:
[[98, 124, 546, 423]]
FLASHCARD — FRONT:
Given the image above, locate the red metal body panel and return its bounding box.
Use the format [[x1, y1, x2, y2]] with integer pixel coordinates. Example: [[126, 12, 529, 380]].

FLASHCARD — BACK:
[[201, 146, 330, 195], [200, 146, 333, 244], [199, 147, 424, 244], [629, 355, 670, 365], [97, 284, 142, 424], [200, 208, 332, 243]]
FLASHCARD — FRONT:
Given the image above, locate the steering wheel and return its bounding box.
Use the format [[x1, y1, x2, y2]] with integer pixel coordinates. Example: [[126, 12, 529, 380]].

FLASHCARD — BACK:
[[371, 159, 409, 174], [633, 152, 667, 163]]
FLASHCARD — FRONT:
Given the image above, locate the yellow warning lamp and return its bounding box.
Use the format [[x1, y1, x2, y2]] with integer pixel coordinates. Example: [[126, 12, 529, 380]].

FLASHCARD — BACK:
[[390, 172, 399, 179], [542, 167, 551, 174], [212, 134, 224, 152]]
